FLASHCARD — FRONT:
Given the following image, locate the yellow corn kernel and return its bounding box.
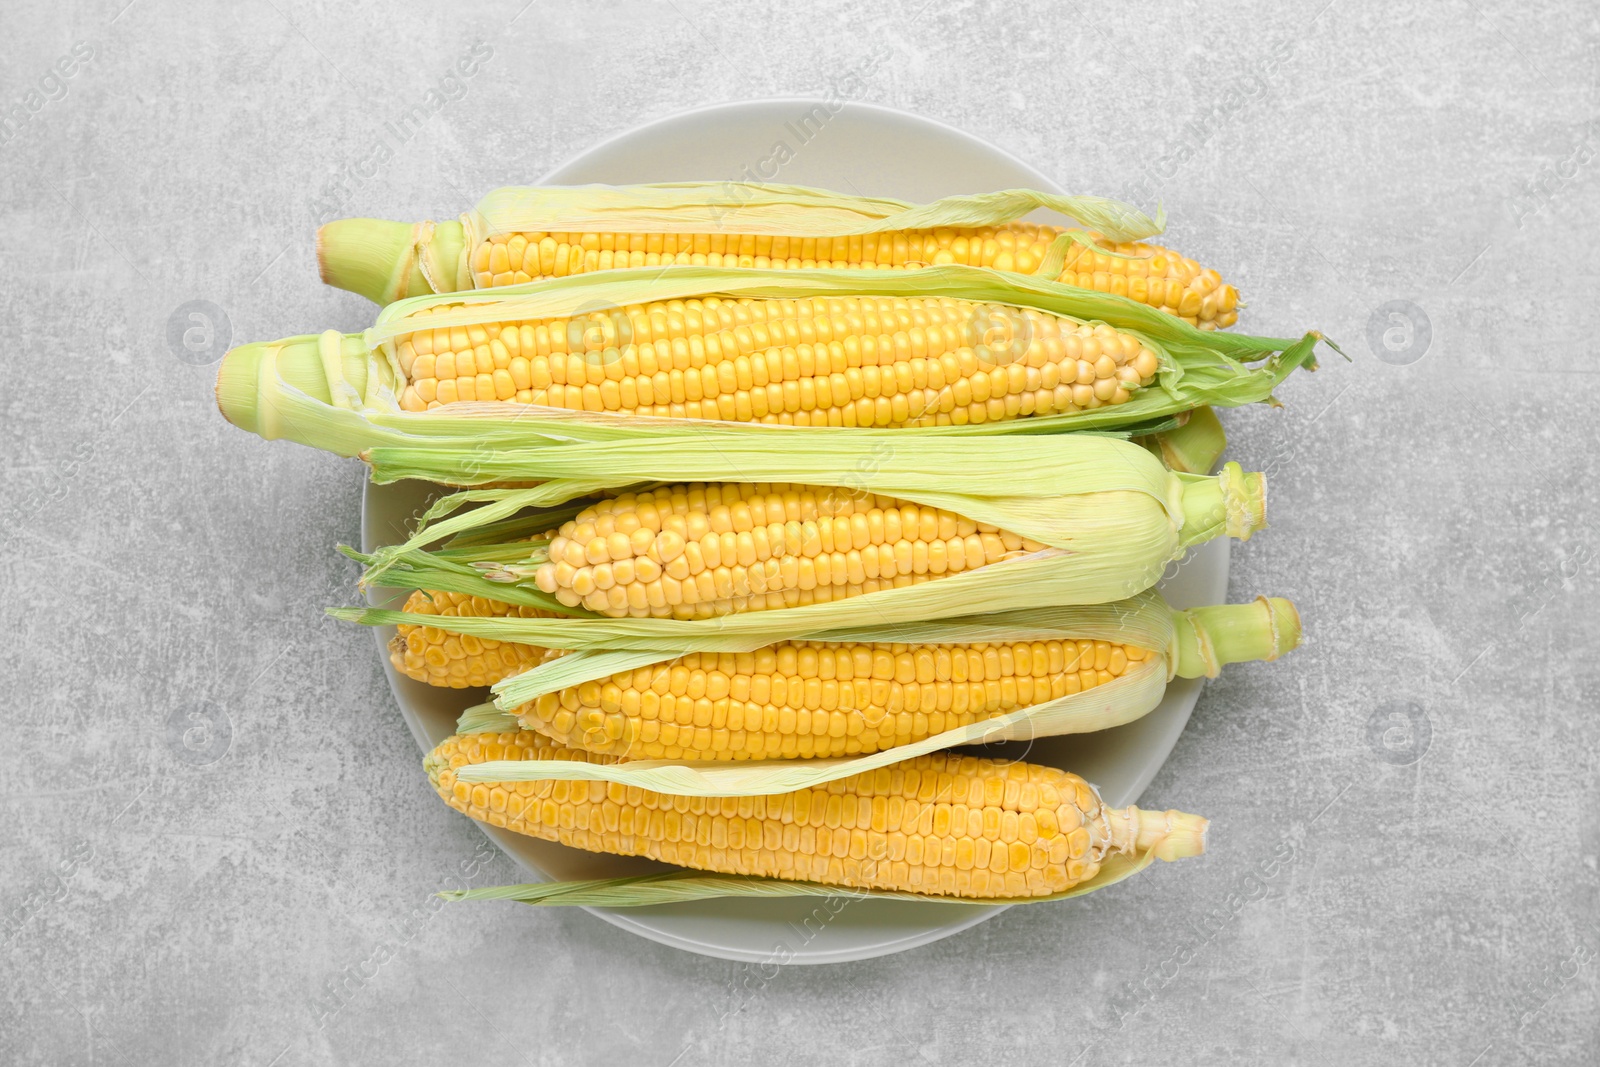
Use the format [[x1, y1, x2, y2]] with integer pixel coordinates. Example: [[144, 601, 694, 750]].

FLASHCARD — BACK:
[[397, 295, 1165, 425], [531, 482, 1049, 619], [514, 636, 1153, 761]]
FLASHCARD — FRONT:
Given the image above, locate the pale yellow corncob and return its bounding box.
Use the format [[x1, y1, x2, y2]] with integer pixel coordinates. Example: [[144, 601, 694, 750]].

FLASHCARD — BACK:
[[391, 294, 1162, 424], [425, 731, 1207, 900], [516, 638, 1154, 762], [531, 482, 1048, 619], [389, 590, 559, 688], [463, 225, 1238, 329]]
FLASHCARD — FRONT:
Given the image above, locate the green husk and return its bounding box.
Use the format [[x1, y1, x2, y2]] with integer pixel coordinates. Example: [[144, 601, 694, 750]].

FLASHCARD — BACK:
[[437, 847, 1160, 908], [216, 264, 1319, 485], [319, 183, 1170, 303], [466, 183, 1165, 243], [334, 450, 1266, 660], [428, 593, 1298, 797], [344, 434, 1260, 594], [369, 430, 1196, 550]]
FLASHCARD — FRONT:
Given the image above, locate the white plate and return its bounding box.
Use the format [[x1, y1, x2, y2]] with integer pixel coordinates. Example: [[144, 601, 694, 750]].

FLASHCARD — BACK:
[[362, 100, 1227, 964]]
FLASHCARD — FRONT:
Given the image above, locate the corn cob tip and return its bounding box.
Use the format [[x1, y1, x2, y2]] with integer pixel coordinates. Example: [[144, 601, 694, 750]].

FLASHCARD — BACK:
[[391, 590, 558, 688], [423, 749, 448, 787], [1130, 808, 1209, 861], [387, 632, 409, 672], [1171, 596, 1302, 678]]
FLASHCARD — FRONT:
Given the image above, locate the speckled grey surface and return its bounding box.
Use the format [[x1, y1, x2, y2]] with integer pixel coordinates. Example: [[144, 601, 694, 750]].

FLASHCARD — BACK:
[[2, 0, 1597, 1062]]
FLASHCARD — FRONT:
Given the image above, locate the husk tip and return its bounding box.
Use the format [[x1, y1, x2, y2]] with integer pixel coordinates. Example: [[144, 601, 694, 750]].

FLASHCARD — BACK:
[[313, 222, 336, 286], [214, 340, 273, 433]]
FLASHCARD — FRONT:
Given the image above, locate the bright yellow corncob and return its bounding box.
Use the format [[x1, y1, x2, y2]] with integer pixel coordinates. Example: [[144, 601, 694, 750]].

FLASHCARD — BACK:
[[388, 589, 559, 688], [531, 482, 1047, 619], [320, 184, 1239, 330], [391, 294, 1162, 424], [425, 731, 1206, 899], [516, 637, 1154, 761], [464, 226, 1237, 329]]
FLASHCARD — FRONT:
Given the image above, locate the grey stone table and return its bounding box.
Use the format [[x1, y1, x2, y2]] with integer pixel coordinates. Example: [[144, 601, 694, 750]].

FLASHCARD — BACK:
[[2, 1, 1595, 1063]]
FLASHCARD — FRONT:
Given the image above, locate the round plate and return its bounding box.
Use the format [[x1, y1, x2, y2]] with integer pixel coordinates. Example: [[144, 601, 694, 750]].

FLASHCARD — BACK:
[[363, 100, 1228, 964]]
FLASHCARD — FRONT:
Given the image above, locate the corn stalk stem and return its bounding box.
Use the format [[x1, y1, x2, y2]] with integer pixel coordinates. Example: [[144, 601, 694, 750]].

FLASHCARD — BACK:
[[1172, 596, 1301, 678]]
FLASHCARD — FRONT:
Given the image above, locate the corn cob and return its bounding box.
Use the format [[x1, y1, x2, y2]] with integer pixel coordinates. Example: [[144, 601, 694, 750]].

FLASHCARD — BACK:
[[389, 589, 559, 688], [531, 482, 1039, 618], [521, 638, 1148, 761], [346, 455, 1267, 662], [492, 595, 1296, 762], [216, 268, 1317, 485], [481, 230, 1229, 326], [317, 184, 1238, 328], [387, 295, 1161, 424], [425, 731, 1206, 899], [518, 472, 1260, 619], [330, 224, 1236, 329]]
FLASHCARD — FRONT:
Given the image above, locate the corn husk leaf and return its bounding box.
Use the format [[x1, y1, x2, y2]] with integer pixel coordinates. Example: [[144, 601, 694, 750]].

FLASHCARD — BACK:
[[389, 428, 1181, 539], [467, 183, 1166, 245]]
